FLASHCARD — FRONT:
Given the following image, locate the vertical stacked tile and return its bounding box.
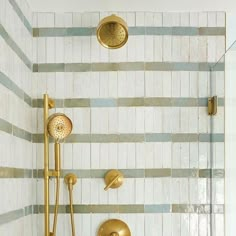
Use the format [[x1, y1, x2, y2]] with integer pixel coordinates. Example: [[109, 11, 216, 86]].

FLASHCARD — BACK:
[[32, 12, 225, 236], [0, 0, 35, 235]]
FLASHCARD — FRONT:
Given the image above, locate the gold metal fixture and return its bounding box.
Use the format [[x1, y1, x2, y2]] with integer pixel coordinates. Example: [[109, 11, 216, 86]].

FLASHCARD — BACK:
[[104, 170, 124, 191], [97, 219, 131, 236], [97, 14, 128, 49], [43, 94, 73, 236], [208, 96, 217, 115], [64, 173, 77, 236]]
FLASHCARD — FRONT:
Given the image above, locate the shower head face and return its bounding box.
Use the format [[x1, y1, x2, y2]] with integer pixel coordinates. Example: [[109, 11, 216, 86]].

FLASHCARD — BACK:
[[97, 14, 128, 49], [47, 113, 72, 141]]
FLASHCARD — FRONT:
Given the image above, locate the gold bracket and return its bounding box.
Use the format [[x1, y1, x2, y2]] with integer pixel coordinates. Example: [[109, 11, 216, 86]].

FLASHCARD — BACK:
[[48, 98, 55, 109], [104, 170, 124, 191], [208, 96, 217, 116], [48, 170, 60, 177]]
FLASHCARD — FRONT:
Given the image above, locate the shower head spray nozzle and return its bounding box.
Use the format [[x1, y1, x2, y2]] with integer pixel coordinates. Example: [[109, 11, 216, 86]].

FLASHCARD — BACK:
[[47, 113, 73, 141]]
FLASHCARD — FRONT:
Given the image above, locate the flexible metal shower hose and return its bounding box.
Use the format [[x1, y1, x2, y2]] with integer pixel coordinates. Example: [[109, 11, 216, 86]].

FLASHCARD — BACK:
[[68, 183, 76, 236]]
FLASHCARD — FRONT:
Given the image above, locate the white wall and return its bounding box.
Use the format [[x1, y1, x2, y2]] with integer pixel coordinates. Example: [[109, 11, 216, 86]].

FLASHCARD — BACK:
[[27, 0, 236, 12]]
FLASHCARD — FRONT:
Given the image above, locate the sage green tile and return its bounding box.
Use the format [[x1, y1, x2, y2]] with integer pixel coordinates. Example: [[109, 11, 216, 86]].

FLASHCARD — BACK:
[[0, 118, 12, 134], [24, 93, 32, 106], [199, 27, 226, 36], [172, 134, 198, 142], [145, 169, 171, 177], [91, 63, 119, 71], [66, 134, 91, 143], [145, 204, 170, 213], [129, 27, 146, 35], [0, 208, 24, 225], [8, 0, 32, 35], [172, 98, 197, 106], [118, 98, 144, 106], [66, 63, 91, 72], [121, 169, 145, 178], [199, 134, 224, 142], [145, 133, 171, 142], [119, 205, 144, 213], [172, 169, 198, 178], [32, 134, 44, 143], [119, 134, 144, 142], [91, 99, 117, 107], [144, 98, 171, 106], [72, 205, 92, 213], [39, 28, 67, 37], [38, 63, 65, 72], [67, 27, 94, 36], [91, 134, 119, 143], [64, 99, 90, 107], [118, 62, 145, 71], [91, 205, 119, 213]]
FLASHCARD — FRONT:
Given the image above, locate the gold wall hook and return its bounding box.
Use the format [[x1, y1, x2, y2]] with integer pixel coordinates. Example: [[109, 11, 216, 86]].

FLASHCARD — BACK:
[[208, 96, 217, 116], [104, 170, 124, 191], [97, 219, 131, 236]]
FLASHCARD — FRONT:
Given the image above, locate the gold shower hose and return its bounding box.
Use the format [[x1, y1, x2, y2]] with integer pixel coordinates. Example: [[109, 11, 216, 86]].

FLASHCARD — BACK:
[[65, 173, 77, 236]]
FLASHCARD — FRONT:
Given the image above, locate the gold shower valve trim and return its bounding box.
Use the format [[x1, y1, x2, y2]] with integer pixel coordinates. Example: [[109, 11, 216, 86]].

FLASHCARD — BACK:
[[104, 170, 124, 191], [98, 219, 131, 236]]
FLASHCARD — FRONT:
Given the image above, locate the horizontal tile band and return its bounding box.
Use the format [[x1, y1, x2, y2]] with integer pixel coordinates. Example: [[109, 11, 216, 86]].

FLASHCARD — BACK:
[[0, 205, 33, 226], [0, 71, 31, 106], [33, 27, 226, 37], [35, 168, 224, 179], [8, 0, 32, 35], [33, 62, 224, 72], [0, 167, 33, 178], [0, 24, 32, 70], [0, 117, 224, 143], [32, 133, 224, 143], [35, 204, 224, 214], [0, 118, 32, 142], [32, 97, 225, 108], [0, 167, 224, 179], [0, 204, 223, 225]]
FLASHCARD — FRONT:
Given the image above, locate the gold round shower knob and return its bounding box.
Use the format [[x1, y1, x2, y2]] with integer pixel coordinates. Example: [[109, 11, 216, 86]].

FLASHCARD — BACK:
[[98, 219, 131, 236], [97, 14, 128, 49]]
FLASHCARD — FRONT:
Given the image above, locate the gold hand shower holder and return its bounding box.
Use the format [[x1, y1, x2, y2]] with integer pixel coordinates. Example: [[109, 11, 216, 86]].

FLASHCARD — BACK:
[[44, 94, 73, 236], [64, 173, 77, 236]]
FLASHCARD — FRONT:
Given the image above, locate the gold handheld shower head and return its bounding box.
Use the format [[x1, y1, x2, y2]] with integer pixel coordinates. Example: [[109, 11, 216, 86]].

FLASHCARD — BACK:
[[47, 113, 73, 141]]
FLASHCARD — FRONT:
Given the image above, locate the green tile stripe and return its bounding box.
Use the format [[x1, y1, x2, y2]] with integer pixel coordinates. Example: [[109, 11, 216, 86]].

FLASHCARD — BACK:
[[33, 62, 224, 72], [0, 24, 32, 70], [0, 117, 224, 143], [32, 97, 225, 108], [8, 0, 32, 34], [0, 167, 224, 179], [35, 204, 223, 214], [0, 205, 33, 226], [0, 167, 32, 178], [0, 71, 32, 106], [0, 118, 32, 142], [0, 69, 226, 109], [33, 27, 225, 37], [35, 168, 224, 179], [32, 133, 224, 143]]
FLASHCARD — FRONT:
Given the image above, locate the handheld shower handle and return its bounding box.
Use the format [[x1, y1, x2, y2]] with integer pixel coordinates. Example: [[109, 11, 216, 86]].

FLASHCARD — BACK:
[[55, 142, 61, 172]]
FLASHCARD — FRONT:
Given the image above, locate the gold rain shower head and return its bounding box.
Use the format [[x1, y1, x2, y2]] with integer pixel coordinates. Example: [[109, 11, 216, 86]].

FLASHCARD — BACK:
[[47, 113, 73, 141], [96, 14, 128, 49]]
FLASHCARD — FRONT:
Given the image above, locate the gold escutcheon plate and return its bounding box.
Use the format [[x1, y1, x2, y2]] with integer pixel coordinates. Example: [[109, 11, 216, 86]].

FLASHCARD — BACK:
[[97, 219, 131, 236]]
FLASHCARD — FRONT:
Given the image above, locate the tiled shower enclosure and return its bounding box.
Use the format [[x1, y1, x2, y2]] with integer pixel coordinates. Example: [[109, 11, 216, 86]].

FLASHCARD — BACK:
[[0, 0, 225, 235]]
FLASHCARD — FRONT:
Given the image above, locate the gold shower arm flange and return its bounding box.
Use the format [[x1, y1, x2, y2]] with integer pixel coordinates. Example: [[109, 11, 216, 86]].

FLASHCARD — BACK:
[[48, 98, 55, 109]]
